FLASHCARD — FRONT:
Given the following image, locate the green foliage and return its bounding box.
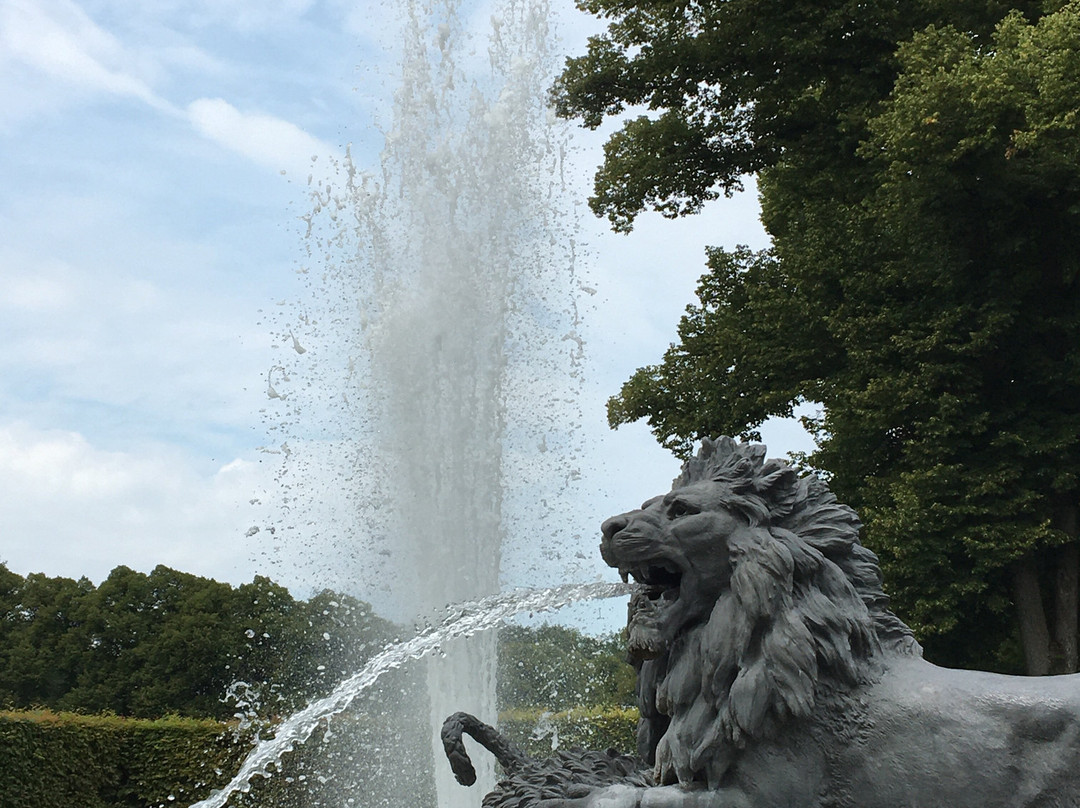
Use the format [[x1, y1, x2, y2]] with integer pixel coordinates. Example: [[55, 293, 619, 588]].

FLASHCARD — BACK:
[[499, 706, 639, 759], [117, 715, 246, 807], [0, 710, 241, 808], [497, 625, 636, 712], [561, 0, 1080, 670], [0, 569, 94, 710], [0, 573, 638, 804], [0, 707, 439, 808], [0, 704, 639, 808], [552, 0, 1039, 231], [606, 246, 837, 456], [0, 563, 393, 719], [0, 712, 123, 808]]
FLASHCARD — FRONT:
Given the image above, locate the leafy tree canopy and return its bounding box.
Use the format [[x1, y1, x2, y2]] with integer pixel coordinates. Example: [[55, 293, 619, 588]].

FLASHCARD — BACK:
[[556, 0, 1080, 673], [553, 0, 1046, 230], [0, 563, 393, 720], [0, 562, 633, 721]]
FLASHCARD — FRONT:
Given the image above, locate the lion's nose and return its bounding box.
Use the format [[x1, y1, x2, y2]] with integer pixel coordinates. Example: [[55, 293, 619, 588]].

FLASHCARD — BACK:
[[601, 513, 629, 540]]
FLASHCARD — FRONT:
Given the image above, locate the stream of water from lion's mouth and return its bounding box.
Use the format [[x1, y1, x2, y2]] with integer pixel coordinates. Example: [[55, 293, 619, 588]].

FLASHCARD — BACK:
[[189, 582, 632, 808]]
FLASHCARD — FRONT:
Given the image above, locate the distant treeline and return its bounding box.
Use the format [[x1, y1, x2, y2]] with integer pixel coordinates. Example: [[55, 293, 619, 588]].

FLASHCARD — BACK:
[[0, 564, 395, 720], [0, 563, 635, 721]]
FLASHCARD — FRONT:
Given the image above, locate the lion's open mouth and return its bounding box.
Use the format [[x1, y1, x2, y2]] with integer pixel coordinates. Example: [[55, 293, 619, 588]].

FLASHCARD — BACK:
[[620, 563, 682, 604], [620, 563, 684, 661]]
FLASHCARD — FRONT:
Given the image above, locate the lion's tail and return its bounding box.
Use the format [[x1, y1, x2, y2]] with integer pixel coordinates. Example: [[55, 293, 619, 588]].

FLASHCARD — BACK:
[[441, 711, 532, 786]]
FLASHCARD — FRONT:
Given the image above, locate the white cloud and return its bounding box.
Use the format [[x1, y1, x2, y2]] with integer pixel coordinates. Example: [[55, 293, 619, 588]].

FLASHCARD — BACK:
[[0, 421, 275, 585], [187, 97, 337, 176], [176, 0, 317, 33], [0, 2, 354, 176], [0, 254, 161, 318], [335, 0, 399, 45], [4, 267, 75, 313], [0, 237, 275, 452], [0, 252, 162, 366], [0, 0, 172, 111]]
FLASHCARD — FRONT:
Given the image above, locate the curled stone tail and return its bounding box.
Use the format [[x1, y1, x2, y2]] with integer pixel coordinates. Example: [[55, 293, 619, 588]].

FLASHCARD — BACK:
[[442, 711, 531, 786]]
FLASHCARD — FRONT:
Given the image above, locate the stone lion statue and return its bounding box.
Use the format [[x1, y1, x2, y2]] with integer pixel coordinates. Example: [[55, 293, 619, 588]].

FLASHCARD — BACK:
[[445, 438, 1080, 807]]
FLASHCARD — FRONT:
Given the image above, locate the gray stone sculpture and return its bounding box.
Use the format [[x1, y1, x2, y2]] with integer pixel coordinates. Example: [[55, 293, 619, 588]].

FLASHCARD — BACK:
[[444, 437, 1080, 807]]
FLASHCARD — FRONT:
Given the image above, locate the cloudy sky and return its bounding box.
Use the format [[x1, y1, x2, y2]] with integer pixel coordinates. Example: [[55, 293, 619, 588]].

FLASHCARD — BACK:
[[0, 0, 811, 616]]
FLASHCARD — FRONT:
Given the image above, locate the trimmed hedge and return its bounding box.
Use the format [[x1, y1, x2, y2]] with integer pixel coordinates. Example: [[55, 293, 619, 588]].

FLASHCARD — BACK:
[[0, 711, 249, 808], [0, 707, 638, 807], [0, 708, 436, 808]]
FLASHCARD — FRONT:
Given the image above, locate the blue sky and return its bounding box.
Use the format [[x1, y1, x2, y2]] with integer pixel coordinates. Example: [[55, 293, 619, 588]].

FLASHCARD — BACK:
[[0, 0, 811, 619]]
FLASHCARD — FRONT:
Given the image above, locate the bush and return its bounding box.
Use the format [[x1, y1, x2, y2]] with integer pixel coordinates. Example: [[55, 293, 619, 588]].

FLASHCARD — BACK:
[[0, 695, 436, 808], [0, 710, 240, 808], [0, 701, 637, 806], [498, 706, 639, 760]]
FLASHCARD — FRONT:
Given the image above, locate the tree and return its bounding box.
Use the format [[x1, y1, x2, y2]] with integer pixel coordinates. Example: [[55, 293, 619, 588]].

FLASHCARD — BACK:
[[497, 625, 635, 711], [0, 563, 394, 718], [55, 565, 234, 717], [555, 0, 1080, 672], [831, 8, 1080, 674], [0, 569, 93, 707]]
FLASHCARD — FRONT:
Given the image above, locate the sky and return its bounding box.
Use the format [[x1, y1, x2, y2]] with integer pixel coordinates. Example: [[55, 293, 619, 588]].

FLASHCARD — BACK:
[[0, 0, 813, 620]]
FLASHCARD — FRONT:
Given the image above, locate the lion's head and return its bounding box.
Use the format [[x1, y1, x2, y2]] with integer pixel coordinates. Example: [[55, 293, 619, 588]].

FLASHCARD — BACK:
[[600, 437, 919, 788]]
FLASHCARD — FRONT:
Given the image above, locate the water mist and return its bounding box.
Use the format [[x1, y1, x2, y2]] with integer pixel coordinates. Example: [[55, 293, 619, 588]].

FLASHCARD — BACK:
[[261, 0, 586, 804]]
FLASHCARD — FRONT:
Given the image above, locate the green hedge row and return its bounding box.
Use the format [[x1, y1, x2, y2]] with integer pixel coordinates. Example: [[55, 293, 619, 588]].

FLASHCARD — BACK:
[[0, 710, 247, 808], [0, 707, 639, 808]]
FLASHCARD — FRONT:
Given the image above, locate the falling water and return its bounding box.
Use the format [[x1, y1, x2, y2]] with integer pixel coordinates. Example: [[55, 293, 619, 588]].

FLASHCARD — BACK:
[[191, 583, 632, 808], [261, 0, 586, 804]]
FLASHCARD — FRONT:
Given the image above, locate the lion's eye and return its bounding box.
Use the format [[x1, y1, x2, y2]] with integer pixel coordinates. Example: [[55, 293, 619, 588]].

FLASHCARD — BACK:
[[668, 500, 699, 519]]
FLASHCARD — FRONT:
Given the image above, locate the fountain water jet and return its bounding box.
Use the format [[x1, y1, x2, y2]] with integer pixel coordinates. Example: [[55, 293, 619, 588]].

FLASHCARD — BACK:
[[262, 0, 585, 804], [190, 583, 630, 808]]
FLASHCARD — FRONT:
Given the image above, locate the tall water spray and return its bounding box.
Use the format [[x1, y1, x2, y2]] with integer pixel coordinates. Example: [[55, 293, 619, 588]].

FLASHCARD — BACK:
[[265, 0, 584, 804]]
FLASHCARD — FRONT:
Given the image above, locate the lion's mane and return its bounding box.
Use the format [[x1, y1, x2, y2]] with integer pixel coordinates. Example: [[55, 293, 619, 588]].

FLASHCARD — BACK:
[[448, 436, 1080, 808], [640, 438, 920, 788]]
